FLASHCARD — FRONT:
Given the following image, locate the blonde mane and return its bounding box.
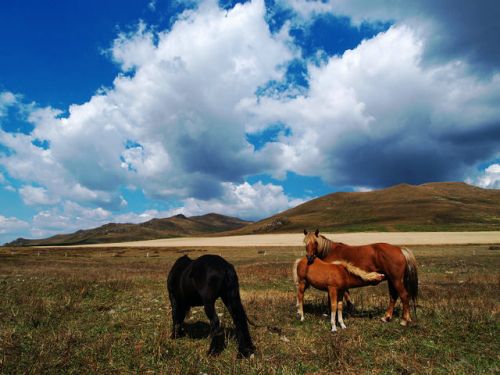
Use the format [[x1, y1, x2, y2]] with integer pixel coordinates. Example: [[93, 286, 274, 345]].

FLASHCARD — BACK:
[[303, 232, 335, 258]]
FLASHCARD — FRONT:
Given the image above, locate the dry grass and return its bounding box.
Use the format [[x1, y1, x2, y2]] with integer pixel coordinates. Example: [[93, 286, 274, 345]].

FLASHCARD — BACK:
[[0, 245, 499, 374]]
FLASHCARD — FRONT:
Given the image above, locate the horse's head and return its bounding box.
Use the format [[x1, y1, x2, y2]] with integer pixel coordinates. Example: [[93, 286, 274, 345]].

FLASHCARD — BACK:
[[303, 229, 320, 265]]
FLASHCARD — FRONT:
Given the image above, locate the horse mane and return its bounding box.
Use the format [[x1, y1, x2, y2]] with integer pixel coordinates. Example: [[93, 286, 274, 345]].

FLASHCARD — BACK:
[[331, 260, 385, 282], [303, 232, 336, 258]]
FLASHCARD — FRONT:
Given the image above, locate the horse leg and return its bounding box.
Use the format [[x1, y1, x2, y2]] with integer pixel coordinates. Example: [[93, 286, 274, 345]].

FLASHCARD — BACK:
[[221, 291, 255, 358], [170, 297, 188, 339], [204, 301, 225, 356], [328, 287, 338, 332], [384, 280, 401, 322], [297, 281, 308, 321], [392, 279, 412, 326], [344, 290, 355, 315], [337, 294, 347, 329], [381, 280, 398, 323]]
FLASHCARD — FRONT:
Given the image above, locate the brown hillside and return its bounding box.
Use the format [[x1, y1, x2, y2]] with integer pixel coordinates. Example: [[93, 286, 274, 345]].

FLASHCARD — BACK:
[[6, 213, 251, 246], [231, 182, 500, 234]]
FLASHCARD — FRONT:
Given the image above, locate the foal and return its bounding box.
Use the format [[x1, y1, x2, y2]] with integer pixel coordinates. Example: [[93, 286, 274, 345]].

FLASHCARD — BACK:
[[293, 256, 385, 331], [167, 255, 255, 357]]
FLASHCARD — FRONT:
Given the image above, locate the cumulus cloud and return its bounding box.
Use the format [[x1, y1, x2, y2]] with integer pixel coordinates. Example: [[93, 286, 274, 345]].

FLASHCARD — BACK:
[[171, 181, 304, 220], [30, 202, 177, 239], [0, 129, 124, 209], [0, 0, 293, 208], [0, 215, 29, 241], [0, 91, 17, 117], [467, 164, 500, 189], [243, 25, 500, 187], [19, 185, 60, 206], [31, 202, 114, 238], [286, 0, 500, 76], [27, 180, 301, 237]]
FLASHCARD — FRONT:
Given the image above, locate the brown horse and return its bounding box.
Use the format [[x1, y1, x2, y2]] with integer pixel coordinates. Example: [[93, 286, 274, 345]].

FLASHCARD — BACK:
[[303, 229, 418, 326], [293, 256, 385, 331]]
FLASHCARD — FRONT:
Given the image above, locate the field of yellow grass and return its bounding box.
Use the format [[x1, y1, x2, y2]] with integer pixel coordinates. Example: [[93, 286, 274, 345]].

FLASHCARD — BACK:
[[1, 241, 499, 373]]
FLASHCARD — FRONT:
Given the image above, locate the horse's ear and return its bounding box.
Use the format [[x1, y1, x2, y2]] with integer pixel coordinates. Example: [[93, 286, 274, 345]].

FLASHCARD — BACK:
[[303, 229, 308, 235], [315, 229, 319, 236]]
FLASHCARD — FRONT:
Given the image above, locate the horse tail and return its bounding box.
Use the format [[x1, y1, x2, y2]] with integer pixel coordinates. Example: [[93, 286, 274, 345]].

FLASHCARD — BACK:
[[331, 260, 385, 282], [222, 266, 255, 357], [292, 258, 302, 285], [401, 247, 419, 314]]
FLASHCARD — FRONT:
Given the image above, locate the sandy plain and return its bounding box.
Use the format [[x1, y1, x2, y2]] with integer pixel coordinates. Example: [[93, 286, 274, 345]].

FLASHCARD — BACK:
[[58, 231, 500, 247]]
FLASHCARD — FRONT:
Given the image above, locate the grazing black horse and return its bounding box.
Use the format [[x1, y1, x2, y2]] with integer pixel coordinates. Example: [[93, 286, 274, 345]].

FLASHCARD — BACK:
[[167, 254, 255, 357]]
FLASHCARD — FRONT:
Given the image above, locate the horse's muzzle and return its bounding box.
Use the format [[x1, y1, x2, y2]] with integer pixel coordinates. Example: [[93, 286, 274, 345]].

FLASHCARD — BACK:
[[306, 255, 315, 265]]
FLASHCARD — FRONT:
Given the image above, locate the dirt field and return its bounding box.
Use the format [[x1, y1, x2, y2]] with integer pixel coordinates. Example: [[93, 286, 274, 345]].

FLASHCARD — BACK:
[[59, 231, 500, 248]]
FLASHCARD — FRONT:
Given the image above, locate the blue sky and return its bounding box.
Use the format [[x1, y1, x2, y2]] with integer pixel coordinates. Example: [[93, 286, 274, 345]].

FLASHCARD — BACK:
[[1, 0, 499, 243]]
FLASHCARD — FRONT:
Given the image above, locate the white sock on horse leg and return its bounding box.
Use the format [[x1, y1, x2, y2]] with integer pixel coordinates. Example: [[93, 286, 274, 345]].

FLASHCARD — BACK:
[[331, 311, 337, 332], [338, 302, 346, 329]]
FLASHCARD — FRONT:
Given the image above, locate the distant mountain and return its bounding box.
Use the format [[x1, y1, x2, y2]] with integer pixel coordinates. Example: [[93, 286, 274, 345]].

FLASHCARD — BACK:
[[6, 213, 251, 246], [231, 182, 500, 234], [6, 182, 500, 247]]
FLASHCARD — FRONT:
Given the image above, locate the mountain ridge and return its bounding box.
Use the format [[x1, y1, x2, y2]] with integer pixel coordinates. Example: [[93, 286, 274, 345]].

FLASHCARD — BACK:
[[6, 213, 251, 246], [229, 181, 500, 234], [5, 182, 500, 246]]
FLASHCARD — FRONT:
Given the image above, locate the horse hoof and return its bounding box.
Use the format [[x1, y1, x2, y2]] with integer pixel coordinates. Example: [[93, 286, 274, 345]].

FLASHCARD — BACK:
[[237, 347, 255, 359], [340, 324, 347, 329], [400, 320, 409, 327], [380, 316, 391, 323], [170, 331, 183, 339]]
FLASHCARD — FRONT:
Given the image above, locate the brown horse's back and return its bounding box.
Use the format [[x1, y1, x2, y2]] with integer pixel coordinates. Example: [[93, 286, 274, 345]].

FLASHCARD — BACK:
[[322, 242, 406, 279]]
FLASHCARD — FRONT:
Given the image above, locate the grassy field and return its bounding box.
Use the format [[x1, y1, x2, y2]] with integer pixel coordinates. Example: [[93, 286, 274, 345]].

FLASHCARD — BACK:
[[0, 244, 499, 374]]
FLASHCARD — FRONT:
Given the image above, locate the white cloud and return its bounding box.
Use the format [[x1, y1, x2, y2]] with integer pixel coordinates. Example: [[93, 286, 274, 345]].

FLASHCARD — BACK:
[[0, 0, 293, 207], [244, 25, 500, 186], [0, 215, 29, 244], [0, 129, 124, 208], [19, 185, 60, 206], [171, 181, 304, 220], [25, 181, 301, 238], [31, 201, 114, 237], [467, 164, 500, 189], [0, 91, 17, 117], [286, 0, 500, 75], [0, 215, 29, 232]]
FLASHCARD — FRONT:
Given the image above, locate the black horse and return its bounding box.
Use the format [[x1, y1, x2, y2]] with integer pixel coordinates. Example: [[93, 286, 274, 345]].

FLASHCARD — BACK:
[[167, 254, 256, 357]]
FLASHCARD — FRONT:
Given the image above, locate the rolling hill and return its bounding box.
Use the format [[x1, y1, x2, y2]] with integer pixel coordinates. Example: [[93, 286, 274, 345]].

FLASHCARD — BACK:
[[6, 213, 251, 246], [231, 182, 500, 234], [5, 182, 500, 246]]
